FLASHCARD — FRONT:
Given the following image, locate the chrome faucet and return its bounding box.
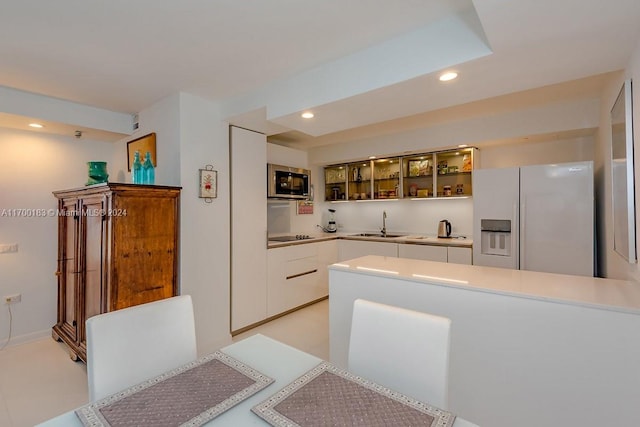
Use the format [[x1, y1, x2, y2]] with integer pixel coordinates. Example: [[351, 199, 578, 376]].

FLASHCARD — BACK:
[[381, 211, 387, 237]]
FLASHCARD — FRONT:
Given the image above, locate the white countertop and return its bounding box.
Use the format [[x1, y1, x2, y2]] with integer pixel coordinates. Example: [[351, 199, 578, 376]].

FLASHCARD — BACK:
[[329, 255, 640, 315], [267, 232, 472, 249]]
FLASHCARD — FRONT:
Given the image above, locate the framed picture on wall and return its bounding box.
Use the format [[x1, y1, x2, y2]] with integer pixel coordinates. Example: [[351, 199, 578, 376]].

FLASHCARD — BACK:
[[199, 168, 217, 199], [127, 133, 157, 171]]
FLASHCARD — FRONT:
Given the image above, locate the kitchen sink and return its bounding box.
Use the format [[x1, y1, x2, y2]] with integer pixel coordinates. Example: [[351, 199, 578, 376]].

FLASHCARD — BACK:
[[351, 233, 406, 238]]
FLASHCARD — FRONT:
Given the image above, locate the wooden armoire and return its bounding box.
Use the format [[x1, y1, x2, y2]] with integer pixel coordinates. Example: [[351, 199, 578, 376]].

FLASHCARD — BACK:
[[52, 183, 181, 361]]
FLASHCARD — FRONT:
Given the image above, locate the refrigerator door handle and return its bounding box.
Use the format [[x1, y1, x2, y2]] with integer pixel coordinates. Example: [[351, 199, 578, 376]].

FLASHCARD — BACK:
[[512, 201, 519, 270], [519, 198, 525, 270]]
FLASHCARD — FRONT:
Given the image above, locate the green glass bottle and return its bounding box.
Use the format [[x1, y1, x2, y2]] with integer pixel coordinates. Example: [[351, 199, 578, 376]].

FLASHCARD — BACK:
[[132, 151, 143, 184], [142, 151, 155, 185]]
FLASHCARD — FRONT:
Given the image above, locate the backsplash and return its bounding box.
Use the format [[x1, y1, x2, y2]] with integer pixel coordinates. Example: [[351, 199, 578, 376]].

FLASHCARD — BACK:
[[320, 197, 473, 237], [269, 197, 473, 237]]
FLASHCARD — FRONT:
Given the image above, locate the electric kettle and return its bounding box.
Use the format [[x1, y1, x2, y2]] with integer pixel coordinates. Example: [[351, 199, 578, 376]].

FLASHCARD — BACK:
[[438, 219, 452, 238]]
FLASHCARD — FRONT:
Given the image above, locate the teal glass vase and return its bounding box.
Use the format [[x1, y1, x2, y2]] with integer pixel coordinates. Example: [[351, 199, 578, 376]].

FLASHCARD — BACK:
[[142, 151, 155, 185], [132, 151, 143, 184], [86, 161, 108, 186]]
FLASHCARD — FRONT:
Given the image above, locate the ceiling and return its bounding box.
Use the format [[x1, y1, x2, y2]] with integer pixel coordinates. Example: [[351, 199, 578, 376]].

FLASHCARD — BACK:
[[1, 0, 639, 145]]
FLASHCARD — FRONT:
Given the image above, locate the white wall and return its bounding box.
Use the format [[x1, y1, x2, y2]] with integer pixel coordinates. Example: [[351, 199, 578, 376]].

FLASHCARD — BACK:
[[326, 198, 473, 237], [309, 97, 599, 165], [178, 93, 232, 354], [0, 128, 117, 346], [478, 136, 594, 169], [123, 94, 182, 186], [132, 92, 232, 354]]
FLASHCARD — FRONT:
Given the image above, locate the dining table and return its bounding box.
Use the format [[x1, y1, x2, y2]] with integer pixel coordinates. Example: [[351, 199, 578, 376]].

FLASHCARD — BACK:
[[36, 334, 478, 427]]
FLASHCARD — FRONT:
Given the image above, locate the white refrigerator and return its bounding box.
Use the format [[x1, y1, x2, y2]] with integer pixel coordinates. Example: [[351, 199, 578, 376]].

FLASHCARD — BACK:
[[472, 161, 594, 276]]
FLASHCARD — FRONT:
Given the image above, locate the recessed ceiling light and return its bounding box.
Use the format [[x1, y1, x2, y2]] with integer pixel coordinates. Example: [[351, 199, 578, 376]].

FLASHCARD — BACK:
[[301, 112, 314, 119], [29, 123, 44, 128], [439, 72, 458, 82]]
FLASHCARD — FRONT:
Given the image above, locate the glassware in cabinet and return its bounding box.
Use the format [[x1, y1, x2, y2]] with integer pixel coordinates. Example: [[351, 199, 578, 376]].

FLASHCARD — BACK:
[[347, 161, 372, 200], [324, 165, 347, 201], [372, 158, 401, 199]]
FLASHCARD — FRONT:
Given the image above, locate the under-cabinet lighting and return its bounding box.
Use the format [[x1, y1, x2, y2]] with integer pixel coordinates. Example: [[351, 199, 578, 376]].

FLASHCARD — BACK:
[[369, 156, 376, 159], [333, 263, 351, 268], [412, 274, 468, 284], [410, 196, 470, 200], [301, 112, 314, 119], [28, 123, 44, 128], [458, 144, 468, 148]]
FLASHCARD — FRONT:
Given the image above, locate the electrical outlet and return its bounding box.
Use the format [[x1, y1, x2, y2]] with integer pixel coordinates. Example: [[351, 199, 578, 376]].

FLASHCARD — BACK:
[[4, 294, 21, 304]]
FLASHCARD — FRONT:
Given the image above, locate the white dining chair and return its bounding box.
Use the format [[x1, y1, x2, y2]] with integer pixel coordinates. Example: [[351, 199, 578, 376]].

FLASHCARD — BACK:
[[347, 299, 451, 409], [86, 295, 197, 401]]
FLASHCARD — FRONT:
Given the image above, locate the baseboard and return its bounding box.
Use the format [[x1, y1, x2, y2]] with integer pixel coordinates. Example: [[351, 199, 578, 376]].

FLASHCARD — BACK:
[[0, 328, 51, 349]]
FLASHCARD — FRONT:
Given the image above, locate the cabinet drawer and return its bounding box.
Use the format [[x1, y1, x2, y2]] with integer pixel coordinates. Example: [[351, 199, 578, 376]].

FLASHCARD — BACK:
[[398, 244, 447, 262], [448, 246, 472, 265], [285, 255, 318, 279]]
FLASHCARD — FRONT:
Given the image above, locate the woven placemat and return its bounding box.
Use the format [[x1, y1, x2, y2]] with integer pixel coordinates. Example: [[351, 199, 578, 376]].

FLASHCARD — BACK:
[[252, 362, 456, 427], [76, 351, 274, 427]]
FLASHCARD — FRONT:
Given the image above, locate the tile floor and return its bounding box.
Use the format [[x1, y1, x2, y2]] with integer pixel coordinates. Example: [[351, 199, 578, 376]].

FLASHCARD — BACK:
[[0, 299, 329, 427]]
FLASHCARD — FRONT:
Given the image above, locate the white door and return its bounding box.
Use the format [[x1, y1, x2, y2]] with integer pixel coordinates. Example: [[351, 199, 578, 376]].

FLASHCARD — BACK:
[[472, 167, 519, 269], [519, 162, 593, 276], [231, 126, 268, 331]]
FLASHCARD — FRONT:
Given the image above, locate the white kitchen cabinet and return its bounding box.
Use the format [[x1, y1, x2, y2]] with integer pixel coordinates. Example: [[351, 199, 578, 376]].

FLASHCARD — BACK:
[[447, 246, 472, 265], [267, 240, 337, 317], [398, 243, 448, 262], [231, 126, 268, 332], [338, 239, 398, 262], [317, 240, 339, 293]]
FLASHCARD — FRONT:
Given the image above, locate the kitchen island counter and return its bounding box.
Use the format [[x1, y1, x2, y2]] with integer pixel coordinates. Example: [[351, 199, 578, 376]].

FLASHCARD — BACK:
[[330, 255, 640, 314], [329, 256, 640, 427]]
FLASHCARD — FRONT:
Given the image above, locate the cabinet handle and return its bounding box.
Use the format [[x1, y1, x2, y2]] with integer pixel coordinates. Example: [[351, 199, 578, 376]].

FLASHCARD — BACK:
[[72, 320, 77, 327], [286, 269, 318, 280], [54, 271, 62, 276]]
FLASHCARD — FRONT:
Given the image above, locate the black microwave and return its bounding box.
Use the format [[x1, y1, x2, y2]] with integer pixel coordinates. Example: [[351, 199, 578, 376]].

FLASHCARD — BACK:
[[267, 163, 310, 199]]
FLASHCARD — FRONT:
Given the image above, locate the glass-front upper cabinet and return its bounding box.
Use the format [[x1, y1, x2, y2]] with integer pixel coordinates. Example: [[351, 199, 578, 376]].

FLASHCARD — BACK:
[[347, 161, 372, 200], [324, 147, 477, 201], [402, 154, 435, 198], [402, 148, 475, 198], [324, 165, 347, 201], [433, 147, 474, 197], [372, 158, 400, 199]]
